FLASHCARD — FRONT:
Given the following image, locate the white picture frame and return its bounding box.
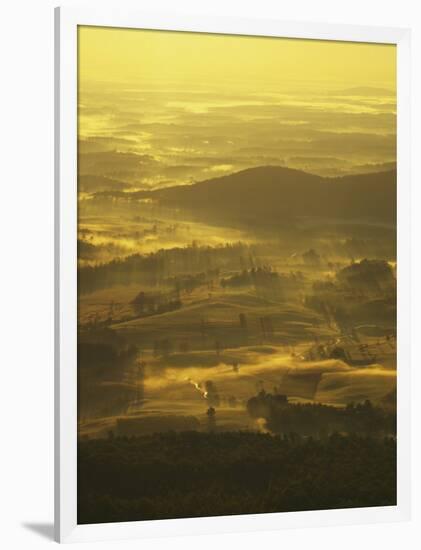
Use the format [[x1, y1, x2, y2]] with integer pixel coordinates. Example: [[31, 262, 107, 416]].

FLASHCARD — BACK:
[[54, 6, 411, 543]]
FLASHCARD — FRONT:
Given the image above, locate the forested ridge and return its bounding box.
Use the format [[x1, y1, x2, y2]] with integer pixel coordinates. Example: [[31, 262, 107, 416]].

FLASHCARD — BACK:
[[78, 431, 396, 523]]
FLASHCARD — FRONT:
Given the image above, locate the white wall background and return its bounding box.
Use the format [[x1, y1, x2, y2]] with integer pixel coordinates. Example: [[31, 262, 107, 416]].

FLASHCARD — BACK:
[[0, 0, 419, 547]]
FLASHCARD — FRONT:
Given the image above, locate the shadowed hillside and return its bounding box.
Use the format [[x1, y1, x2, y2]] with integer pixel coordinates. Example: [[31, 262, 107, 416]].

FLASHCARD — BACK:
[[145, 167, 396, 225], [78, 431, 396, 523]]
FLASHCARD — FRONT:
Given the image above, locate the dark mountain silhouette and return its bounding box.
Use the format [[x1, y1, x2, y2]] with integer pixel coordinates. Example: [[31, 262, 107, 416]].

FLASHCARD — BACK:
[[149, 166, 396, 226]]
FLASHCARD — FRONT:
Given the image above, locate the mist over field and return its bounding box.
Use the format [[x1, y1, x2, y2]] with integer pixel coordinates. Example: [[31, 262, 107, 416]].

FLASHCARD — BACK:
[[77, 27, 397, 522], [78, 163, 397, 438]]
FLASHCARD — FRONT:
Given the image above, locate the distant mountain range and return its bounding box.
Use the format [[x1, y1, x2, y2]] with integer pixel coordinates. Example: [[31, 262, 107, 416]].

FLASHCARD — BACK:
[[147, 166, 396, 225]]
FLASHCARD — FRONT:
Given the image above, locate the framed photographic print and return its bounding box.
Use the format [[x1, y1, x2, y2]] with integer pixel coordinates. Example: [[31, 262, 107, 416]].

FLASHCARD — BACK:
[[55, 7, 411, 543]]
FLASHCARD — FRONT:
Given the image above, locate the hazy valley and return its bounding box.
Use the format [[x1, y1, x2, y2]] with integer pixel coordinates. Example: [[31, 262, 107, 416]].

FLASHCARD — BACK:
[[77, 165, 396, 439]]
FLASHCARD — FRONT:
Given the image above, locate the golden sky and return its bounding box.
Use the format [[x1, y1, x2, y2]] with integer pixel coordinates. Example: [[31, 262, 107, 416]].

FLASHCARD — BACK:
[[79, 26, 396, 89]]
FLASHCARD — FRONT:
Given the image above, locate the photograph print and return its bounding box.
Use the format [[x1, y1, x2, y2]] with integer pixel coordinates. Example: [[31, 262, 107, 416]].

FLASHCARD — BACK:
[[77, 26, 397, 524]]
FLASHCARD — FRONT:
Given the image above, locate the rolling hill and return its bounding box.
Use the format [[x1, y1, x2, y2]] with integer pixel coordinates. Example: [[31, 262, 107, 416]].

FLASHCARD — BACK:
[[148, 166, 396, 226]]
